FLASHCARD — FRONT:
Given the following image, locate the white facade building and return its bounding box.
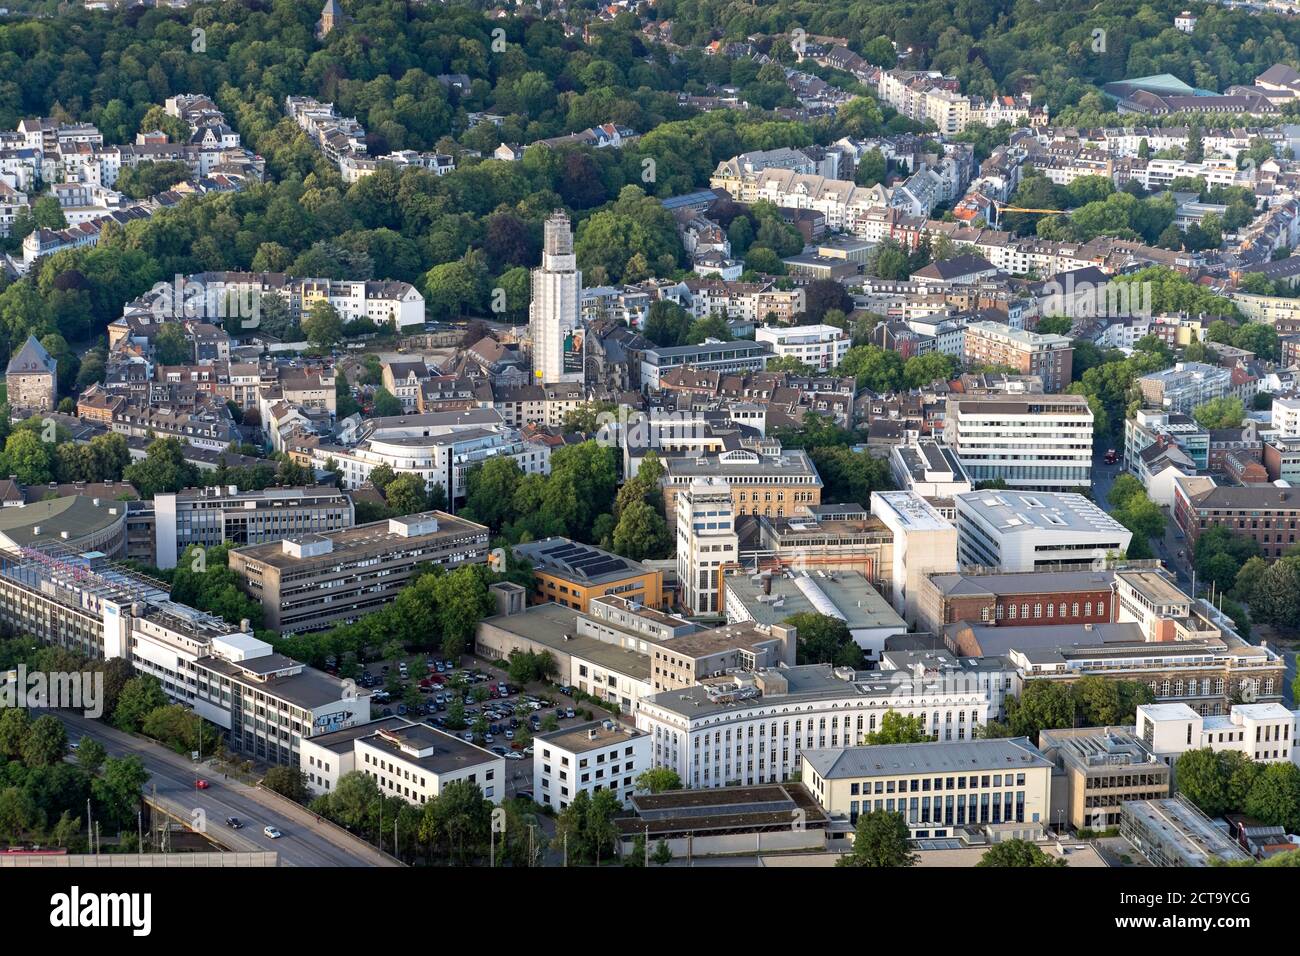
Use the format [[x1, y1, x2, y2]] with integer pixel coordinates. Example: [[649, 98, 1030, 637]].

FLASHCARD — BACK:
[[534, 720, 651, 810], [676, 478, 739, 616], [944, 395, 1095, 491], [755, 323, 850, 370], [869, 491, 958, 626], [1137, 702, 1299, 767], [954, 490, 1132, 572], [530, 211, 583, 384]]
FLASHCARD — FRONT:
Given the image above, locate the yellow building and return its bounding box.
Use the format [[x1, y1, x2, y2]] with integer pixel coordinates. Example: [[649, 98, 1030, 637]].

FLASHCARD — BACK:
[[662, 446, 824, 536], [511, 537, 666, 613], [800, 738, 1053, 838]]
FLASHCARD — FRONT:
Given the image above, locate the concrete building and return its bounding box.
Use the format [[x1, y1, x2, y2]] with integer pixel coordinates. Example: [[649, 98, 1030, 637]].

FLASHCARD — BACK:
[[754, 323, 850, 371], [800, 737, 1053, 837], [889, 438, 973, 501], [530, 211, 583, 384], [870, 490, 958, 626], [961, 321, 1073, 392], [5, 335, 57, 412], [723, 568, 907, 663], [1120, 797, 1251, 866], [944, 395, 1095, 491], [1037, 727, 1171, 831], [1173, 480, 1300, 561], [511, 537, 666, 613], [228, 511, 489, 633], [636, 663, 994, 789], [153, 484, 354, 569], [534, 719, 650, 810], [0, 494, 129, 557], [675, 478, 738, 616], [749, 504, 895, 585], [639, 339, 772, 390], [1137, 702, 1299, 767], [954, 490, 1132, 572], [661, 444, 822, 535]]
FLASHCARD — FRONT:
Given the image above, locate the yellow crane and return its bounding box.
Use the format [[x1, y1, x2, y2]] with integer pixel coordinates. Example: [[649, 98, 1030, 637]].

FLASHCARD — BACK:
[[990, 199, 1066, 228]]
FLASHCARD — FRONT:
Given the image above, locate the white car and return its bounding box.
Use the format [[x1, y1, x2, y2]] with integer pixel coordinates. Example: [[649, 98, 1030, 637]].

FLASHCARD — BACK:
[[263, 826, 283, 839]]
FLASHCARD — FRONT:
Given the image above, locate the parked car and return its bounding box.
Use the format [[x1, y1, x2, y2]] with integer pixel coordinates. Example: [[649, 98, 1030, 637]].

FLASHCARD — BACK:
[[506, 752, 525, 761], [505, 729, 514, 740], [565, 708, 575, 719], [263, 826, 283, 839], [462, 732, 474, 742]]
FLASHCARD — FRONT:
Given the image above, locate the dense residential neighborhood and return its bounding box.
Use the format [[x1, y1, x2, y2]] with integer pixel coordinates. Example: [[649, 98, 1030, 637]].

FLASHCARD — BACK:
[[0, 0, 1297, 930]]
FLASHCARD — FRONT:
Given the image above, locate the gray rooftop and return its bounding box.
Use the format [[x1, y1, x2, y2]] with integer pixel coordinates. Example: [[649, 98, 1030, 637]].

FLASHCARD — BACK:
[[801, 736, 1051, 780]]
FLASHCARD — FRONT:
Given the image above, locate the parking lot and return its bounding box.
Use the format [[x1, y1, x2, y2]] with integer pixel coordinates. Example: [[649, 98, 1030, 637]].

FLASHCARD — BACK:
[[346, 653, 617, 802]]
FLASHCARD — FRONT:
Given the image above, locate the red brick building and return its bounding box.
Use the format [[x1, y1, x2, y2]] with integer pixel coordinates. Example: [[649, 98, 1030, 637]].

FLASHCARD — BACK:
[[916, 569, 1118, 636]]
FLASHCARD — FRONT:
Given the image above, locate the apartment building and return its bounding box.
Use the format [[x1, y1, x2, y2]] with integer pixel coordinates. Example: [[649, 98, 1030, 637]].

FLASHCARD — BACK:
[[228, 511, 489, 633], [534, 720, 650, 811], [153, 484, 354, 569], [800, 737, 1053, 837], [1137, 362, 1234, 415], [511, 537, 666, 612], [754, 323, 850, 370], [943, 394, 1095, 491], [635, 664, 993, 789], [961, 321, 1073, 392], [1037, 727, 1171, 830], [954, 490, 1132, 572]]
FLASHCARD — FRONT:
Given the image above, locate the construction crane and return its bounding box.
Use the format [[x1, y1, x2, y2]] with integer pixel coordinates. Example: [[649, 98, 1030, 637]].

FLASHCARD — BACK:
[[989, 199, 1066, 228]]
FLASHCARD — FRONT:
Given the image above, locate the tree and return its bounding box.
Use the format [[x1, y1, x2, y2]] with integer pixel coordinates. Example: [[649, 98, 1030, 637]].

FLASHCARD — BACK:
[[371, 387, 402, 417], [3, 430, 53, 485], [635, 768, 682, 794], [863, 710, 930, 745], [1243, 762, 1300, 833], [20, 714, 67, 767], [612, 499, 671, 561], [384, 473, 431, 515], [76, 737, 107, 775], [153, 323, 191, 365], [783, 612, 864, 669], [1193, 396, 1245, 430], [837, 810, 916, 867], [303, 301, 344, 349], [263, 766, 310, 803], [123, 437, 201, 499], [1174, 748, 1249, 817], [651, 839, 673, 865], [111, 676, 169, 732], [977, 838, 1066, 867]]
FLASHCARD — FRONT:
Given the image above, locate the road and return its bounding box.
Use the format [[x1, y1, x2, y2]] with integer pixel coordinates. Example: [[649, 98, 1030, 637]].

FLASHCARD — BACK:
[[53, 711, 398, 867]]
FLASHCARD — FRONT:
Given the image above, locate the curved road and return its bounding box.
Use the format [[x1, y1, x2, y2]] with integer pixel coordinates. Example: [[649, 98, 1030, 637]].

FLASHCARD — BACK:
[[53, 711, 398, 867]]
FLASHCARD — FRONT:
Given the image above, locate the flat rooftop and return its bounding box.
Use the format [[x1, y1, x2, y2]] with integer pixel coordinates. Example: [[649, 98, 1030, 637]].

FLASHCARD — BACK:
[[537, 719, 645, 755], [360, 722, 500, 775], [0, 495, 124, 547], [202, 655, 354, 710], [1116, 569, 1190, 607], [303, 715, 412, 754], [513, 537, 652, 585], [1123, 797, 1251, 865], [481, 603, 653, 681], [802, 737, 1051, 780], [955, 491, 1129, 536], [871, 490, 952, 531], [230, 511, 487, 569], [724, 569, 906, 632], [620, 783, 827, 836], [930, 569, 1115, 597]]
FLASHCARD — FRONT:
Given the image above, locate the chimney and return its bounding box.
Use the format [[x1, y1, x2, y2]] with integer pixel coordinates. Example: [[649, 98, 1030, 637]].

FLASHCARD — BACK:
[[240, 618, 251, 633]]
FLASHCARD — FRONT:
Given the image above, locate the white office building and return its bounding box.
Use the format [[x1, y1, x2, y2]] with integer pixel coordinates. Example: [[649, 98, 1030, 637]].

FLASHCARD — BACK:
[[954, 490, 1132, 572], [944, 395, 1095, 491], [870, 490, 958, 626], [530, 211, 583, 384], [755, 323, 850, 371], [1137, 702, 1300, 768], [635, 664, 993, 790], [676, 478, 739, 616], [534, 720, 650, 810]]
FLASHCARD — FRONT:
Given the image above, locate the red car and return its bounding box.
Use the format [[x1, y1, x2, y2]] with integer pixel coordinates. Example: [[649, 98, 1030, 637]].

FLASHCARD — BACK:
[[195, 779, 209, 790]]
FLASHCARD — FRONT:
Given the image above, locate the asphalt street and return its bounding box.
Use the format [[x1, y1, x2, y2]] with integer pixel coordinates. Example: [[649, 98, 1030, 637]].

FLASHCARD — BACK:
[[53, 710, 398, 867]]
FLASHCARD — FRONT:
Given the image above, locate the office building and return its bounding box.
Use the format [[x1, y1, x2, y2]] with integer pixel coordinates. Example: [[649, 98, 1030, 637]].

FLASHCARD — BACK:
[[800, 737, 1053, 838], [0, 495, 129, 557], [638, 340, 771, 390], [534, 720, 650, 811], [512, 537, 666, 613], [228, 511, 489, 633], [529, 211, 583, 384], [661, 444, 822, 536], [1137, 702, 1299, 767], [954, 490, 1132, 572], [1037, 727, 1171, 830], [153, 484, 354, 569], [961, 321, 1073, 392], [723, 568, 907, 663], [1173, 479, 1300, 561], [749, 504, 895, 584], [944, 395, 1095, 491], [870, 491, 958, 626], [889, 438, 973, 502], [676, 478, 739, 616], [635, 664, 994, 789]]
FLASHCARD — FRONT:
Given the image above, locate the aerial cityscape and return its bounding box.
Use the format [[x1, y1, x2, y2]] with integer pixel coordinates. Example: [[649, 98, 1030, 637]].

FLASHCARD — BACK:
[[0, 0, 1297, 923]]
